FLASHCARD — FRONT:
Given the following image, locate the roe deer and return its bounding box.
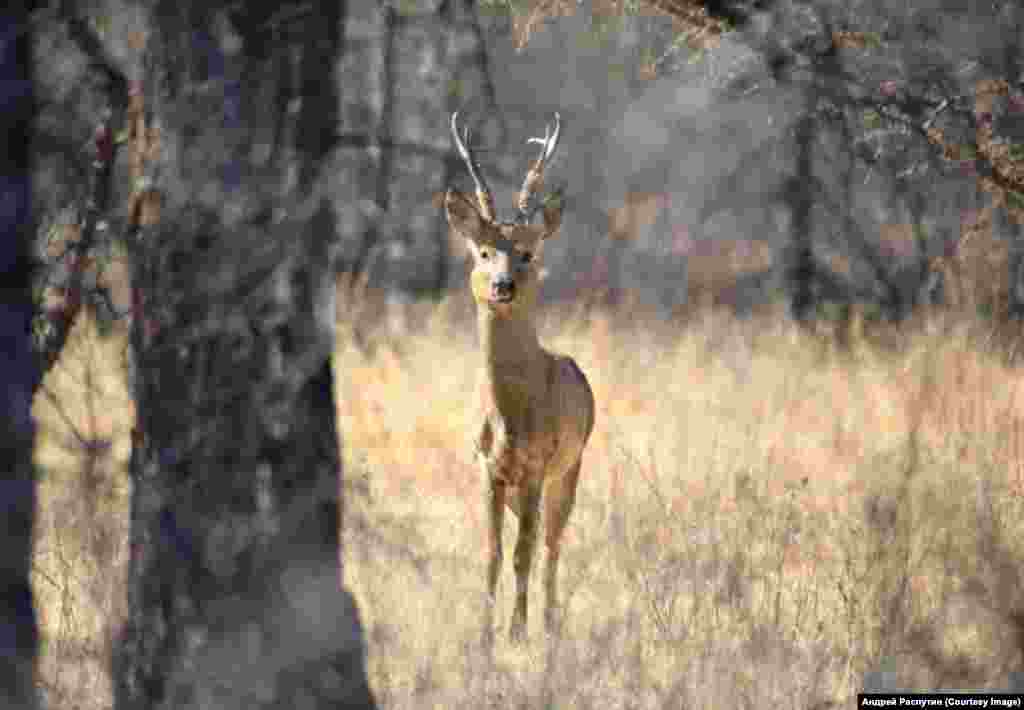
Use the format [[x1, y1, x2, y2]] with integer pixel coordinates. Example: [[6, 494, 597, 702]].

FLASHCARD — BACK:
[[446, 111, 595, 644]]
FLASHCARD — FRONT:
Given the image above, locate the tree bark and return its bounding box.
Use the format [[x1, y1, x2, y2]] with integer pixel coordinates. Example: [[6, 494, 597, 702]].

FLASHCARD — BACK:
[[114, 1, 375, 707]]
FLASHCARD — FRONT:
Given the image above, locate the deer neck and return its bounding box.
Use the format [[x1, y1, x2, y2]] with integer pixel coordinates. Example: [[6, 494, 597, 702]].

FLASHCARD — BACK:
[[478, 307, 547, 421]]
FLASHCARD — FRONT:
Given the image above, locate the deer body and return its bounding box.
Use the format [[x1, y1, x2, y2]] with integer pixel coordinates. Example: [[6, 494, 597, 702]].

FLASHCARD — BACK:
[[447, 112, 594, 643], [476, 312, 593, 503]]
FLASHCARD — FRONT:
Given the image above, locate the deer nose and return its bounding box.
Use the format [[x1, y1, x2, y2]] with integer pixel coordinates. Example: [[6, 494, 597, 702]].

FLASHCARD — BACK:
[[492, 277, 516, 301]]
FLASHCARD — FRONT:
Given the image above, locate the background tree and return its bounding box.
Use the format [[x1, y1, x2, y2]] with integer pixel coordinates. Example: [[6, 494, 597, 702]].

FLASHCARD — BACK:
[[689, 0, 1024, 327]]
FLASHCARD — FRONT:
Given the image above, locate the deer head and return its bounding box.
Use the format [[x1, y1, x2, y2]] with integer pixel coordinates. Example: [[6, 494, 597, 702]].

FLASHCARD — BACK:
[[445, 111, 563, 316]]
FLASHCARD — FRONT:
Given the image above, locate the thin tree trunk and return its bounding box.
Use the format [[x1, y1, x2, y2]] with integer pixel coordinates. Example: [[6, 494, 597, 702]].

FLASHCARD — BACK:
[[785, 113, 816, 324]]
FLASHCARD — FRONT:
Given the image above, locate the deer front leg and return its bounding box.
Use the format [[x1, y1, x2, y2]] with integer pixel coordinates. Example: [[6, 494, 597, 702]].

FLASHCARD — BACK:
[[483, 472, 505, 650], [511, 482, 541, 643], [543, 458, 581, 636]]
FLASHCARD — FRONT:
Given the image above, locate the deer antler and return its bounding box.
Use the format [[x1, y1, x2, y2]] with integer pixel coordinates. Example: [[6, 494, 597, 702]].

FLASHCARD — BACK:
[[451, 111, 496, 223], [516, 112, 561, 224]]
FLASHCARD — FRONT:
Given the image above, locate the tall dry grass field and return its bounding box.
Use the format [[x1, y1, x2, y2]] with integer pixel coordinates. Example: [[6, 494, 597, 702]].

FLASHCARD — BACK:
[[31, 295, 1024, 708]]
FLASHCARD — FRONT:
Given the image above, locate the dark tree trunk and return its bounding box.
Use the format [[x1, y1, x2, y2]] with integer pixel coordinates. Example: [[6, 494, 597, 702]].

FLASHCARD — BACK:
[[114, 1, 375, 707], [784, 114, 817, 324], [0, 3, 40, 708]]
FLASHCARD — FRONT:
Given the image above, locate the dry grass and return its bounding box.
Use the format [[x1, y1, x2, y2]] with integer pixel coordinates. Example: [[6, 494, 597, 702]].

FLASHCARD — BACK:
[[32, 313, 132, 710], [31, 292, 1024, 708]]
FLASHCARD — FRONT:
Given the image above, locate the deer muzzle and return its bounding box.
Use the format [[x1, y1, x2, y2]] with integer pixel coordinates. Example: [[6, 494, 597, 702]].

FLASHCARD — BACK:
[[492, 277, 516, 303]]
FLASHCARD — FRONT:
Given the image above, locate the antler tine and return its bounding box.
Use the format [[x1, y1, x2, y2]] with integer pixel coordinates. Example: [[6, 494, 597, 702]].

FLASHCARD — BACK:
[[451, 111, 496, 222], [516, 112, 562, 222]]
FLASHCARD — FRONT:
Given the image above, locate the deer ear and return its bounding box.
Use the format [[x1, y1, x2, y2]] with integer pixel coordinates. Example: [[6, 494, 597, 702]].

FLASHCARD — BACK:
[[445, 190, 483, 238]]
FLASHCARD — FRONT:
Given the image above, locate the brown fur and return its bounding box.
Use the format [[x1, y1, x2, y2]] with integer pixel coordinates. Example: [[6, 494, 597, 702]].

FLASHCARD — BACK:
[[446, 189, 595, 644]]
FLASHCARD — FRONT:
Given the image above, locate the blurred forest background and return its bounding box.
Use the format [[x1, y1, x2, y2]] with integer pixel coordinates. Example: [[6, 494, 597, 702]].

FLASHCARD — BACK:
[[8, 0, 1024, 707]]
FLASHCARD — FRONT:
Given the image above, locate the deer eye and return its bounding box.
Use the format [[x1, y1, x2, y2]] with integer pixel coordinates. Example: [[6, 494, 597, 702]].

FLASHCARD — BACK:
[[479, 249, 490, 260], [521, 251, 533, 263]]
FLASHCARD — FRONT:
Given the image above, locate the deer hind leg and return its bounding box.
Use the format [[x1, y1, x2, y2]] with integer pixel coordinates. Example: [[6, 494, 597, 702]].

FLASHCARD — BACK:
[[483, 475, 506, 649], [510, 482, 542, 643], [543, 458, 582, 635]]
